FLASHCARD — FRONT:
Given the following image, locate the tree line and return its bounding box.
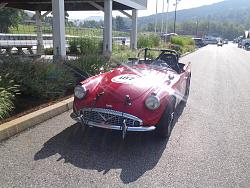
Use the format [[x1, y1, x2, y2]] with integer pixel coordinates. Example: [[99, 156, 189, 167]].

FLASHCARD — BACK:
[[0, 7, 246, 40], [0, 7, 130, 33], [144, 20, 245, 40]]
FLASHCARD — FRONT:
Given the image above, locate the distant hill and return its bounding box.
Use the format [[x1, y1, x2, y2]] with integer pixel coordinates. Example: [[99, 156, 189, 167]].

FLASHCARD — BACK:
[[84, 16, 103, 22], [138, 0, 250, 32]]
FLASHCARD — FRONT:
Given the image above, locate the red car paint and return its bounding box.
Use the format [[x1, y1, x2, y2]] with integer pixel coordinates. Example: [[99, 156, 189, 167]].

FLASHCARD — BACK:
[[73, 62, 191, 127]]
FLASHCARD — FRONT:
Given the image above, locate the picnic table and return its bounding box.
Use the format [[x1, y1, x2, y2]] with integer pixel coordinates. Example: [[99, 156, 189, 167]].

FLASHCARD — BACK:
[[0, 40, 36, 56]]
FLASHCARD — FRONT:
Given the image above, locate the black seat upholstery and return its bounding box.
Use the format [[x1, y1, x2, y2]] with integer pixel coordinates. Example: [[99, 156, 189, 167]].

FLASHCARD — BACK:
[[158, 53, 180, 73]]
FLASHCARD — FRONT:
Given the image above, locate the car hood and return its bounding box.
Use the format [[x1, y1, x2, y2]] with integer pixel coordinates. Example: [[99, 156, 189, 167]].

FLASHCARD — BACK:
[[89, 65, 177, 101]]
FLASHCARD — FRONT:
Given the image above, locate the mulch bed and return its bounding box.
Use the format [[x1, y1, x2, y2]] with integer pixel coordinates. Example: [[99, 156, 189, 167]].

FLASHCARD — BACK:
[[0, 95, 73, 125]]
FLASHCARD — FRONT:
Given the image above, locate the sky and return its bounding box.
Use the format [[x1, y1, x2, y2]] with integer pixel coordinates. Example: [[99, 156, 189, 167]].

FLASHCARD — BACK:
[[67, 0, 224, 20]]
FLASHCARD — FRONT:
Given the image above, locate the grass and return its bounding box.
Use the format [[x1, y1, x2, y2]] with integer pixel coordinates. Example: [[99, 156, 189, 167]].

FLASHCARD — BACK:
[[171, 36, 195, 47], [167, 35, 196, 54], [0, 58, 76, 100], [9, 24, 37, 34], [0, 74, 20, 120], [137, 33, 161, 48], [9, 24, 129, 37]]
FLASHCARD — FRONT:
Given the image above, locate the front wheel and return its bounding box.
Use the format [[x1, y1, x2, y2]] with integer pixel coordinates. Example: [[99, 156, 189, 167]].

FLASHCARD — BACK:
[[182, 73, 191, 103], [155, 98, 175, 139]]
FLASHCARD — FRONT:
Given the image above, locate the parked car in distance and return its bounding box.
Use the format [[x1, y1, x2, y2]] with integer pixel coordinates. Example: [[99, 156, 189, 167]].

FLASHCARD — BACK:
[[203, 36, 219, 45], [238, 39, 243, 48], [242, 38, 250, 50], [223, 39, 228, 44], [71, 48, 191, 139], [193, 38, 206, 48], [161, 33, 178, 42]]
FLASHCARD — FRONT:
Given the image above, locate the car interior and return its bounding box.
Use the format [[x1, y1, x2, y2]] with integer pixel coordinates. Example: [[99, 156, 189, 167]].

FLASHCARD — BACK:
[[127, 49, 186, 74], [154, 53, 182, 73]]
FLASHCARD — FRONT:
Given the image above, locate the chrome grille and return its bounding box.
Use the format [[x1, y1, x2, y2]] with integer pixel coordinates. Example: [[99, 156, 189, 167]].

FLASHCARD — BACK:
[[81, 108, 142, 127]]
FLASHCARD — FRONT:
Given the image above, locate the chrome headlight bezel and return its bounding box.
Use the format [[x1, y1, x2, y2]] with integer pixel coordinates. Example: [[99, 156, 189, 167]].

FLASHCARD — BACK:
[[145, 95, 160, 110], [74, 85, 87, 99]]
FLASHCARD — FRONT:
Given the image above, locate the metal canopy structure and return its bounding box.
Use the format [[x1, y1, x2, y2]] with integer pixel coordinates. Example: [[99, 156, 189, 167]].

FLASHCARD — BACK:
[[2, 0, 147, 60], [3, 0, 147, 11]]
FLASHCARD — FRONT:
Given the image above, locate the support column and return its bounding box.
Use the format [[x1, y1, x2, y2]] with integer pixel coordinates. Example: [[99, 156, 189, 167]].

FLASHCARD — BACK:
[[35, 11, 43, 56], [130, 9, 138, 50], [52, 0, 66, 61], [103, 0, 112, 56]]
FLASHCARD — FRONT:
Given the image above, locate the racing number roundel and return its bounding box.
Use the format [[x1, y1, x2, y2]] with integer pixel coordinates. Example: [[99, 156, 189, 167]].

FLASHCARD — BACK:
[[111, 74, 140, 84]]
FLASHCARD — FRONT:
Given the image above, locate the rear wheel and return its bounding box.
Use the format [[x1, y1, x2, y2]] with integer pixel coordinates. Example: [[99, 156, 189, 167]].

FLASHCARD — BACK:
[[155, 98, 175, 139]]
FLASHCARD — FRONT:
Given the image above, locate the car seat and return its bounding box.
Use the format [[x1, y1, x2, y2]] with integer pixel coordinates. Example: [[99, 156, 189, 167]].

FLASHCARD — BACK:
[[158, 53, 181, 73]]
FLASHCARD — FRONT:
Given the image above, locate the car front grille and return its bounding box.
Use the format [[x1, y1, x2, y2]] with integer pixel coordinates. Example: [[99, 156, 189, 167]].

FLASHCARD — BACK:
[[81, 108, 142, 127]]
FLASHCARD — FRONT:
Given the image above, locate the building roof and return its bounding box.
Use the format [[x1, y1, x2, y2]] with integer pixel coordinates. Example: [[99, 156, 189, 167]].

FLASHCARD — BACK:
[[3, 0, 147, 11]]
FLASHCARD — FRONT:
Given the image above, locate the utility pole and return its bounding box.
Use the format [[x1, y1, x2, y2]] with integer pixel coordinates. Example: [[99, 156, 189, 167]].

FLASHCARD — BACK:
[[196, 19, 199, 36], [155, 0, 158, 33], [173, 0, 178, 34], [165, 0, 170, 35], [207, 20, 210, 36], [161, 0, 165, 34]]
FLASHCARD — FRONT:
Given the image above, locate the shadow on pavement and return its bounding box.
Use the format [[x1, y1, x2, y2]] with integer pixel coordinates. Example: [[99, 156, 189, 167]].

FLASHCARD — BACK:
[[34, 102, 186, 184]]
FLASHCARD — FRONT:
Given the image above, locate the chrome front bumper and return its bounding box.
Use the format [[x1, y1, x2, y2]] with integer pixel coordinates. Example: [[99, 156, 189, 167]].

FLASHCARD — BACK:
[[70, 112, 156, 132]]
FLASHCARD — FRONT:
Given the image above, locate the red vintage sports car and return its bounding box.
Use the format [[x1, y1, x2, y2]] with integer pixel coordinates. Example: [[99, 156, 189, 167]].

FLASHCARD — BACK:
[[71, 48, 191, 139]]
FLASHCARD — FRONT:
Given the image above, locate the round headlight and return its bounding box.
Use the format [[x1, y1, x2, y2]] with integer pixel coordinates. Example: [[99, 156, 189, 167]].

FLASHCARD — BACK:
[[74, 85, 87, 99], [145, 95, 160, 110]]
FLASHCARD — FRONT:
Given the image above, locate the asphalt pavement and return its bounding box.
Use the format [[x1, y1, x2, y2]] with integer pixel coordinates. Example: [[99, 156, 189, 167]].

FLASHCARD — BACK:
[[0, 43, 249, 187]]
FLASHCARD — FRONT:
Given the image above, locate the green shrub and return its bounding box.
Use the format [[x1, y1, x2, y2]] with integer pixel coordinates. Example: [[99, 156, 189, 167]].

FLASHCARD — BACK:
[[44, 48, 53, 55], [67, 55, 110, 76], [170, 44, 182, 52], [111, 49, 137, 64], [68, 37, 103, 55], [0, 74, 19, 120], [137, 33, 161, 48], [68, 39, 79, 54], [0, 58, 76, 99], [171, 36, 195, 47], [181, 45, 196, 54], [112, 43, 129, 52], [169, 36, 195, 54]]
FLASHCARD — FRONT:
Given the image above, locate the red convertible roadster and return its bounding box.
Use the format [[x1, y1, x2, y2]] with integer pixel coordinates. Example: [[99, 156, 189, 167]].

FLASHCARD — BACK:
[[71, 48, 191, 139]]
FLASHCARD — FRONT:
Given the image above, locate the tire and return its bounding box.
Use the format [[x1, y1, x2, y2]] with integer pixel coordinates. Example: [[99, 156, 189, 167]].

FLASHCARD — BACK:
[[155, 97, 175, 139], [182, 73, 191, 103], [245, 44, 249, 51]]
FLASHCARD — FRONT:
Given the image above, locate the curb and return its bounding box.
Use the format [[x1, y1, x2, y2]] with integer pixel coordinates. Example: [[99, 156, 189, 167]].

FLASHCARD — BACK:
[[181, 52, 192, 57], [181, 49, 197, 58], [0, 97, 74, 142]]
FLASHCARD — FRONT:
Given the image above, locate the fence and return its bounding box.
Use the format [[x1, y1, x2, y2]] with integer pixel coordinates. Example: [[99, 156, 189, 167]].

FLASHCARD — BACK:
[[0, 21, 133, 59]]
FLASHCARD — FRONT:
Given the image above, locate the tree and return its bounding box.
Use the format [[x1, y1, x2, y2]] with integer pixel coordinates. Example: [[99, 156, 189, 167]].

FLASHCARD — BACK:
[[147, 23, 155, 32], [0, 8, 22, 33], [82, 20, 103, 28], [115, 16, 127, 31]]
